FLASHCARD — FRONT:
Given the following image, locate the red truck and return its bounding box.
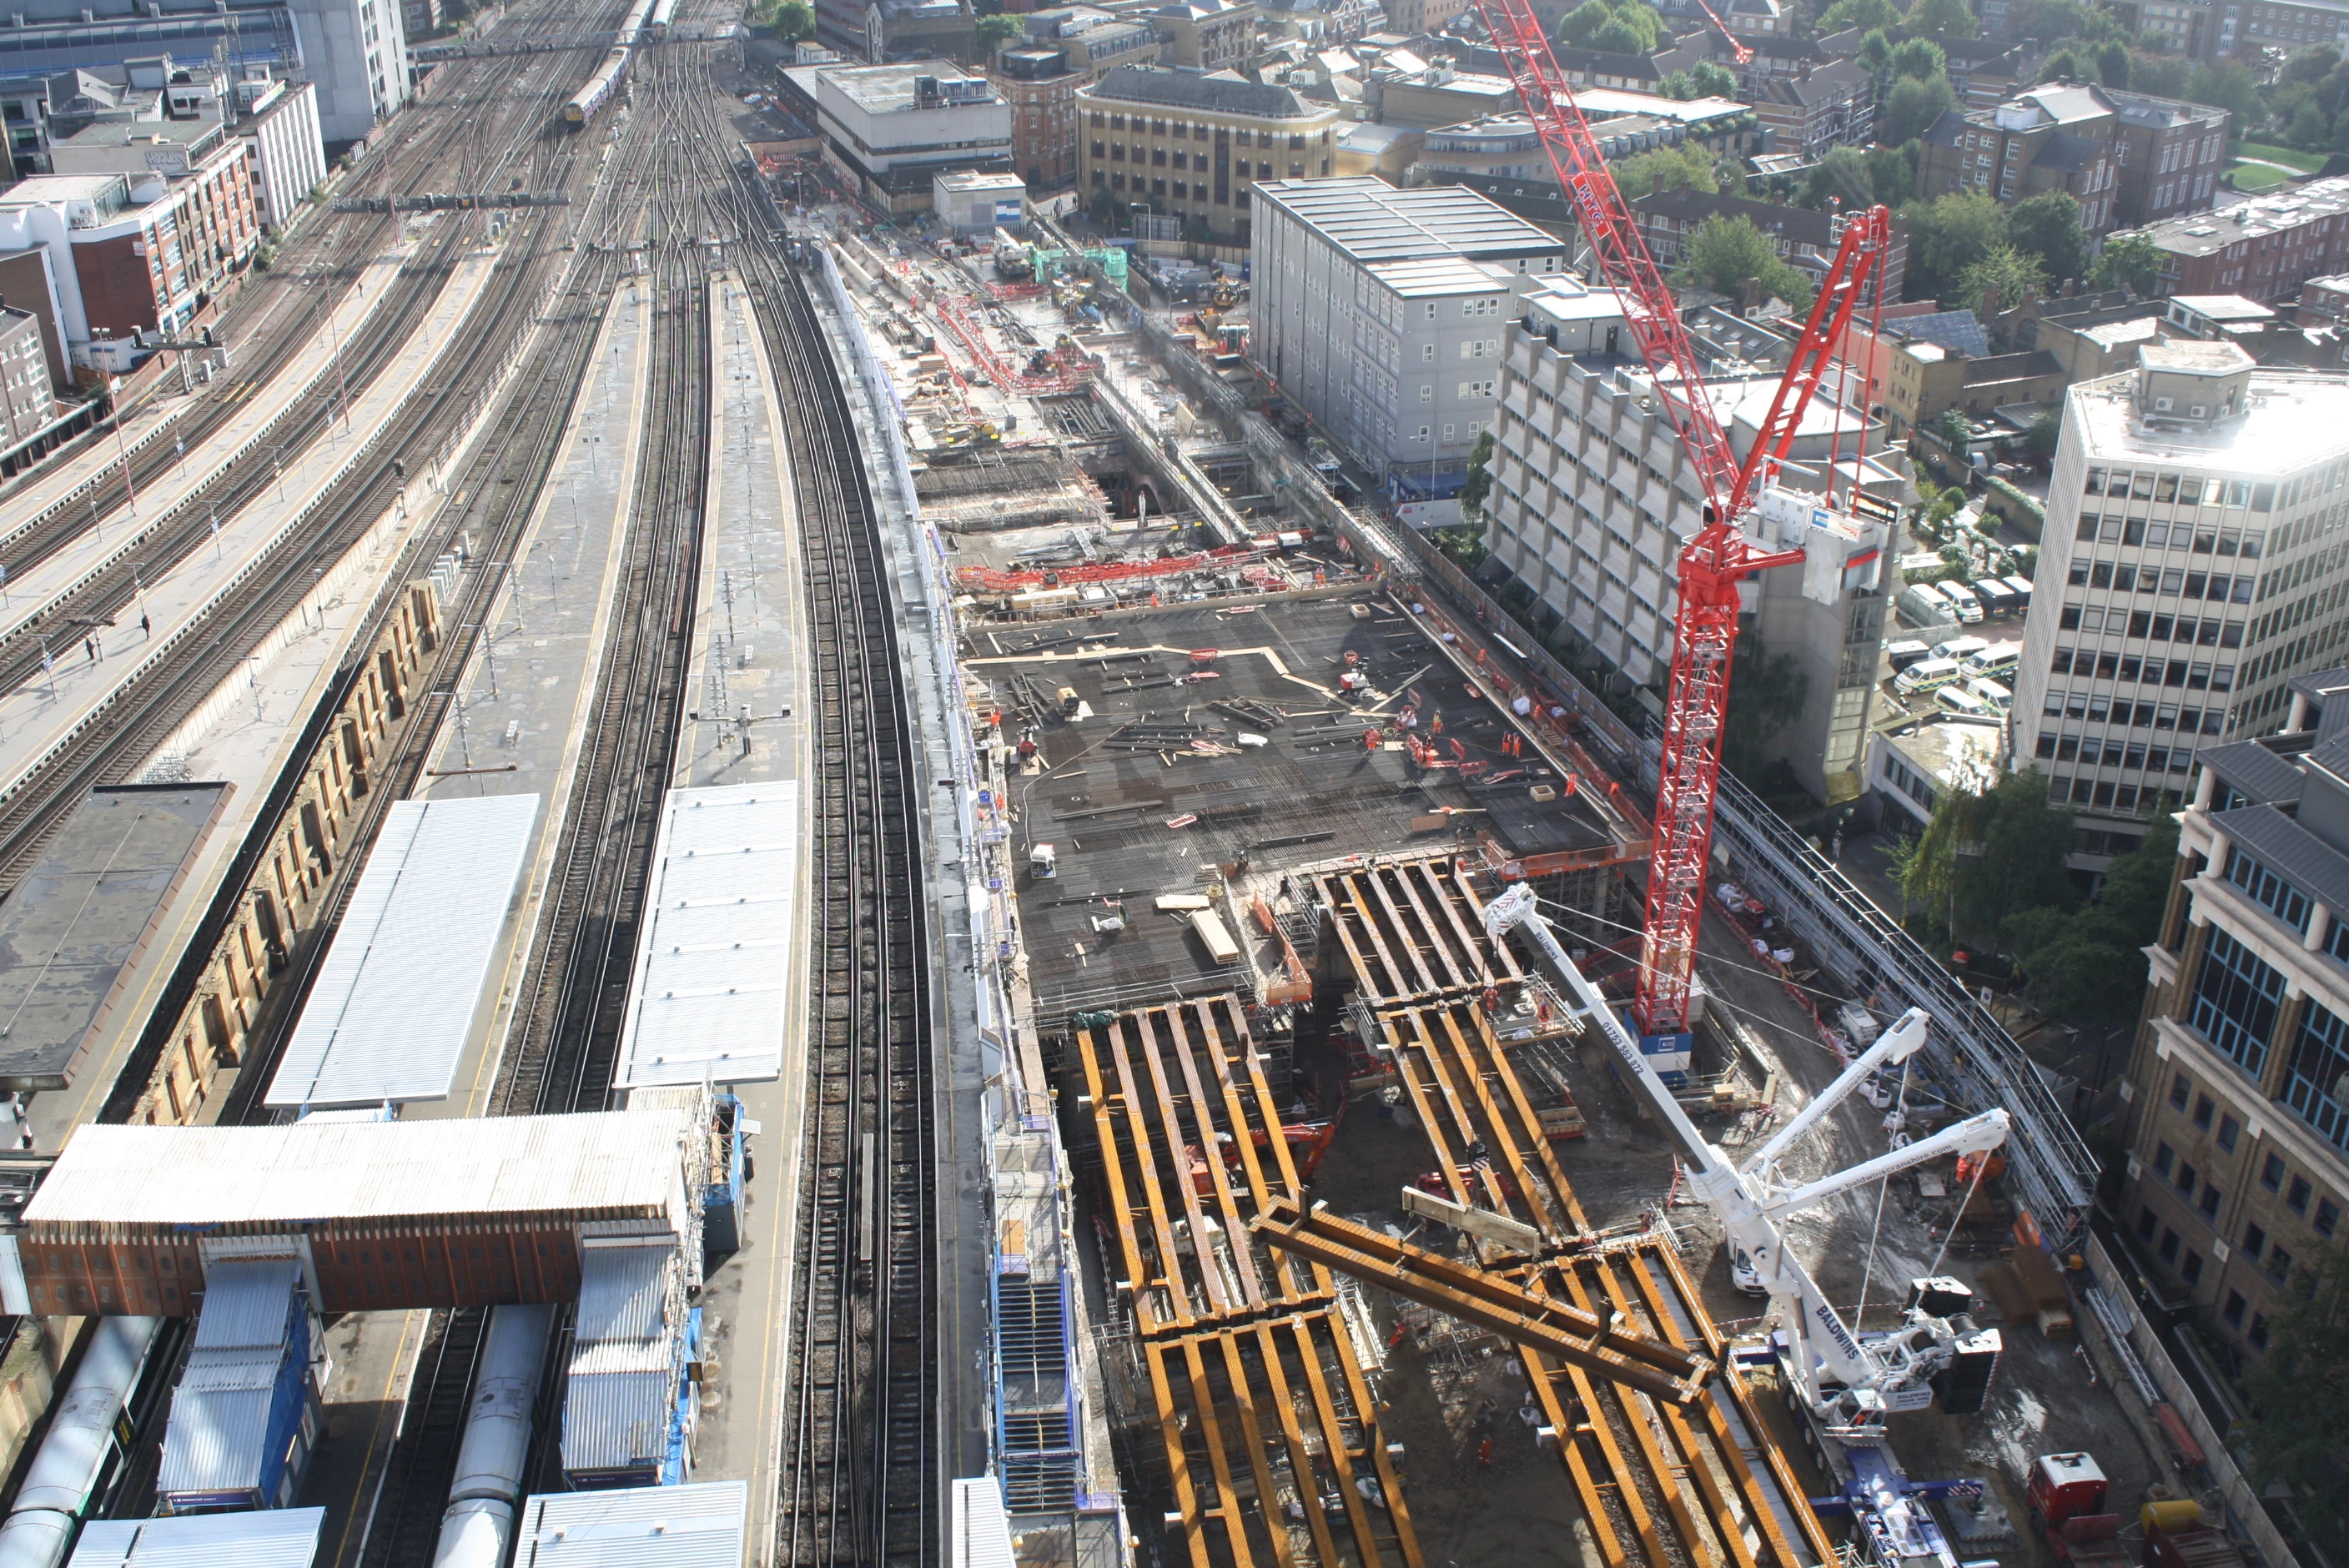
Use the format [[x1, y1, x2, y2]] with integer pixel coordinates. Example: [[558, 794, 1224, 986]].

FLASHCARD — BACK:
[[2026, 1452, 2131, 1568]]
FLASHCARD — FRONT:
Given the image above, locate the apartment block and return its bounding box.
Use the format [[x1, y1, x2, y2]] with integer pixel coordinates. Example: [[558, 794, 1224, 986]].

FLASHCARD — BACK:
[[2211, 0, 2349, 59], [2118, 668, 2349, 1362], [0, 303, 57, 455], [2109, 91, 2229, 229], [1918, 83, 2123, 237], [1080, 69, 1338, 248], [234, 77, 326, 233], [1748, 59, 1874, 163], [1247, 178, 1566, 495], [2131, 176, 2349, 305], [1481, 279, 1899, 800], [1151, 0, 1256, 69], [2010, 344, 2349, 867]]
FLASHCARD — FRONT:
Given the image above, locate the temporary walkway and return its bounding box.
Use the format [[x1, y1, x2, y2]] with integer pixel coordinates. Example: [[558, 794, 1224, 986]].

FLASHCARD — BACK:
[[12, 1108, 702, 1314], [0, 242, 504, 811], [263, 793, 539, 1111]]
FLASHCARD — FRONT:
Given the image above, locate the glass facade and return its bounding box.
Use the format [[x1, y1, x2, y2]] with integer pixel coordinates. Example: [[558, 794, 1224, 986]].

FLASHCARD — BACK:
[[2227, 846, 2311, 932], [2191, 926, 2286, 1079], [2286, 999, 2349, 1155]]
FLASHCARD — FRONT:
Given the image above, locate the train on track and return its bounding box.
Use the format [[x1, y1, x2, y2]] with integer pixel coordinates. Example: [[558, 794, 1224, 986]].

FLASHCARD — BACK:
[[645, 0, 677, 41], [561, 0, 660, 125], [0, 1318, 182, 1568]]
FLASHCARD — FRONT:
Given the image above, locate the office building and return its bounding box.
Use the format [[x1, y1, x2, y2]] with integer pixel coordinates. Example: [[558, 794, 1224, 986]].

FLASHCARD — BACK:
[[797, 62, 1011, 216], [1481, 276, 1900, 799], [0, 301, 58, 457], [1917, 82, 2123, 238], [1078, 68, 1337, 248], [285, 0, 409, 144], [2130, 176, 2349, 305], [994, 8, 1164, 192], [1151, 0, 1257, 69], [2118, 666, 2349, 1363], [233, 76, 326, 233], [2209, 0, 2349, 60], [1247, 178, 1567, 494], [865, 0, 979, 66], [2009, 343, 2349, 869]]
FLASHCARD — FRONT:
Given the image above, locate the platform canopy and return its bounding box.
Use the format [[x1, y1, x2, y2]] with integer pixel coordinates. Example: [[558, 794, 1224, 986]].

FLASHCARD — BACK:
[[615, 784, 799, 1089], [67, 1507, 325, 1566], [264, 793, 539, 1109]]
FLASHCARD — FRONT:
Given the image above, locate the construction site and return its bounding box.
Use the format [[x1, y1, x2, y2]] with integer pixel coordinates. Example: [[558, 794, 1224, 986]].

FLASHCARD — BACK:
[[783, 102, 2200, 1561]]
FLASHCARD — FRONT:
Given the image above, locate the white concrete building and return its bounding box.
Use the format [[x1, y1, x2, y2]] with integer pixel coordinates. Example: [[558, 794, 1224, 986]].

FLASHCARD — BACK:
[[1247, 178, 1567, 497], [805, 62, 1011, 215], [1481, 277, 1901, 800], [2009, 343, 2349, 867], [234, 78, 326, 231], [287, 0, 410, 145]]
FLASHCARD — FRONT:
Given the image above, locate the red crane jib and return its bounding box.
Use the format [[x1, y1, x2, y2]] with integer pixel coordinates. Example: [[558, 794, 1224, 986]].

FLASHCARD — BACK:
[[1466, 0, 1890, 1038], [954, 541, 1270, 592]]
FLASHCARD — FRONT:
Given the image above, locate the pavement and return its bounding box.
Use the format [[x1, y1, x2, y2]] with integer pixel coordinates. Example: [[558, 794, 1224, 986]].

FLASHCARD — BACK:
[[0, 236, 501, 809]]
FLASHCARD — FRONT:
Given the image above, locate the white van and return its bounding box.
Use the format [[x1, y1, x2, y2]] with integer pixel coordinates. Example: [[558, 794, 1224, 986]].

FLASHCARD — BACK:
[[1936, 685, 1994, 718], [1932, 635, 1989, 664], [1961, 641, 2022, 681], [1937, 582, 1984, 624], [1896, 657, 1964, 696], [1967, 677, 2013, 712]]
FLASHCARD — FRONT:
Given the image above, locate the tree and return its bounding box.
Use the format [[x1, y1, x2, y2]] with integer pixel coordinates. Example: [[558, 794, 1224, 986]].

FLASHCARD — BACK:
[[2025, 409, 2061, 460], [1935, 409, 1973, 449], [2186, 61, 2265, 130], [2039, 48, 2084, 83], [1867, 140, 1919, 208], [1684, 59, 1738, 97], [2130, 49, 2191, 96], [1802, 144, 1874, 209], [2006, 191, 2090, 284], [1959, 244, 2050, 313], [769, 0, 815, 38], [1883, 74, 1957, 144], [1901, 190, 2007, 300], [2293, 99, 2333, 147], [2240, 1241, 2349, 1547], [1900, 768, 2077, 947], [1818, 0, 1899, 29], [1722, 633, 1809, 784], [1676, 214, 1815, 309], [2283, 42, 2342, 84], [2090, 230, 2165, 293], [2004, 0, 2089, 42], [1858, 27, 1893, 71], [975, 13, 1023, 52], [1888, 37, 1946, 82], [2095, 39, 2130, 87], [1558, 0, 1667, 53], [1903, 0, 1976, 36], [1614, 143, 1719, 198], [2004, 804, 2177, 1021], [1460, 429, 1496, 524]]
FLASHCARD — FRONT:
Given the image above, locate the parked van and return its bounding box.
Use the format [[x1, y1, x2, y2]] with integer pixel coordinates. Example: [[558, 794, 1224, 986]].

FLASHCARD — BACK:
[[1967, 677, 2013, 712], [1961, 641, 2022, 680], [1936, 685, 1994, 718], [1973, 579, 2020, 616], [2000, 574, 2034, 610], [1936, 581, 1984, 624], [1931, 635, 1989, 664], [1896, 584, 1954, 627], [1895, 657, 1964, 696], [1885, 639, 1934, 671]]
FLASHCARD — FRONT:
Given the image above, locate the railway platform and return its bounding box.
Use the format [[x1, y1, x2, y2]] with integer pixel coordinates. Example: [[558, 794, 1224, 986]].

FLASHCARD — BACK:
[[0, 242, 503, 812]]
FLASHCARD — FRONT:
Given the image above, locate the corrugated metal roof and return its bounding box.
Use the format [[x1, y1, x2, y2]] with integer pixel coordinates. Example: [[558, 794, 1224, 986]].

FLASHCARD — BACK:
[[264, 794, 539, 1108], [26, 1111, 692, 1231], [616, 785, 800, 1088], [951, 1478, 1019, 1568], [576, 1244, 675, 1344], [192, 1258, 298, 1351], [174, 1347, 283, 1395], [559, 1369, 677, 1475], [2201, 740, 2308, 807], [157, 1382, 275, 1497], [1255, 176, 1559, 263], [518, 1480, 747, 1566], [66, 1508, 326, 1566], [2212, 802, 2349, 917]]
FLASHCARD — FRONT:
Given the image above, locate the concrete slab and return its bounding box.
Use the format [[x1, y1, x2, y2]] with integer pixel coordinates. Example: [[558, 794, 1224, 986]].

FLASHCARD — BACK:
[[0, 240, 503, 812]]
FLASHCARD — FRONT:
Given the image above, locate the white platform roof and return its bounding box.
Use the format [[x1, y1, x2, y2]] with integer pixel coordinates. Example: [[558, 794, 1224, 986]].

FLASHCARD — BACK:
[[68, 1507, 326, 1566], [26, 1113, 692, 1232], [615, 784, 799, 1088], [517, 1480, 747, 1566], [264, 793, 538, 1108]]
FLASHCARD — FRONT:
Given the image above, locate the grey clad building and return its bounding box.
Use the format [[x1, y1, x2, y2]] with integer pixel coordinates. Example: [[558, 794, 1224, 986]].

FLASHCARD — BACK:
[[1247, 177, 1568, 497]]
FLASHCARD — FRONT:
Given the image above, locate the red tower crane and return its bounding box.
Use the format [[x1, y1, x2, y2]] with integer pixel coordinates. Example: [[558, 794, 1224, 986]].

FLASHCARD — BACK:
[[1464, 0, 1894, 1042]]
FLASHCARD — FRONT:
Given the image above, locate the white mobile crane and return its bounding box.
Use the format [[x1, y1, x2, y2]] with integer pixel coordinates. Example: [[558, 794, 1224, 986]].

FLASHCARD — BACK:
[[1481, 884, 2009, 1436]]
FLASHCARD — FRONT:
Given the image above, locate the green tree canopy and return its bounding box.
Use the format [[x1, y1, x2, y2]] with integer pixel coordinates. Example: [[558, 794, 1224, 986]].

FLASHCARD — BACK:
[[1558, 0, 1667, 53], [1460, 428, 1496, 523], [2240, 1241, 2349, 1546], [2186, 60, 2265, 130], [1675, 214, 1816, 309], [2090, 230, 2165, 293], [2003, 0, 2090, 42], [975, 13, 1023, 51], [2095, 39, 2130, 87], [1901, 190, 2008, 301], [2039, 48, 2084, 83], [1959, 244, 2050, 313], [1613, 143, 1720, 199], [2003, 807, 2176, 1020], [1903, 0, 1976, 36], [1858, 27, 1893, 70], [768, 0, 816, 38], [1869, 140, 1920, 207], [1818, 0, 1901, 29], [1883, 74, 1958, 144], [1896, 768, 2077, 947], [2005, 191, 2090, 284], [1659, 59, 1739, 98], [1889, 37, 1946, 81], [2025, 409, 2062, 460]]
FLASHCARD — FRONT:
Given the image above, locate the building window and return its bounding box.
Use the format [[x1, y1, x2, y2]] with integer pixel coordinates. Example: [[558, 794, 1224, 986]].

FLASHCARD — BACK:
[[2250, 1312, 2271, 1350], [2190, 927, 2286, 1079], [2199, 1182, 2221, 1220], [2158, 1225, 2180, 1264], [2155, 1139, 2176, 1177], [2228, 847, 2311, 931], [2193, 1093, 2215, 1131], [2316, 1198, 2339, 1237], [2171, 1072, 2191, 1109], [2285, 999, 2349, 1155], [2224, 1289, 2247, 1328], [2182, 1249, 2205, 1285], [2218, 1113, 2240, 1153], [2262, 1153, 2286, 1191]]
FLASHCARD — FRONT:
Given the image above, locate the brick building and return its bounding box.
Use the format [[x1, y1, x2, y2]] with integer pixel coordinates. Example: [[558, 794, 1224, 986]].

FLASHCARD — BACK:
[[1917, 83, 2123, 238], [0, 303, 58, 454], [1630, 184, 1906, 304], [2110, 91, 2230, 229], [1748, 58, 1874, 163], [2132, 175, 2349, 304], [993, 7, 1162, 191]]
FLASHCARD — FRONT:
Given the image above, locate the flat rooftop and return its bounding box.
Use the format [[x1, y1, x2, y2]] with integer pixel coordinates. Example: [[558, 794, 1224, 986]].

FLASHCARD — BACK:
[[817, 60, 996, 113], [980, 594, 1638, 1019], [2070, 366, 2349, 469], [517, 1480, 748, 1565], [2142, 174, 2349, 257], [0, 783, 228, 1093], [24, 1111, 694, 1234], [1252, 176, 1562, 264]]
